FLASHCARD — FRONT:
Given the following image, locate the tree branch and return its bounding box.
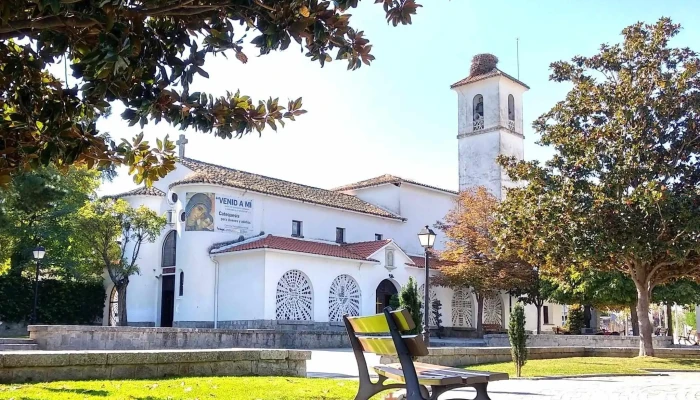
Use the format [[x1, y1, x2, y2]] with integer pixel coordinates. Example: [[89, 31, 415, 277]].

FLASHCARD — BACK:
[[0, 16, 100, 35]]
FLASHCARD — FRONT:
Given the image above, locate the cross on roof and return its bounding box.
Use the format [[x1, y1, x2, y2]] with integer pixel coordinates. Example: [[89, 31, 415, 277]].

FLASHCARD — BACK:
[[176, 134, 188, 158]]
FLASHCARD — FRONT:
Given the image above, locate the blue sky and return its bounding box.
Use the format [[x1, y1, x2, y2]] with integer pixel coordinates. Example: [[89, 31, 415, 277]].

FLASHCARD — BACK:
[[98, 0, 700, 195]]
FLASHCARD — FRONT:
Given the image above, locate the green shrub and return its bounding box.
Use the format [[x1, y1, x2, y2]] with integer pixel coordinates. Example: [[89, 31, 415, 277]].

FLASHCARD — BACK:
[[399, 277, 423, 334], [0, 273, 104, 324], [566, 304, 586, 334], [508, 303, 528, 377]]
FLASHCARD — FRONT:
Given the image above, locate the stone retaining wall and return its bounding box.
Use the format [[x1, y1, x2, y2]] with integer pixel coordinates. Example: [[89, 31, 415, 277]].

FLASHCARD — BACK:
[[380, 346, 700, 367], [0, 348, 310, 384], [483, 334, 673, 348], [29, 325, 349, 351]]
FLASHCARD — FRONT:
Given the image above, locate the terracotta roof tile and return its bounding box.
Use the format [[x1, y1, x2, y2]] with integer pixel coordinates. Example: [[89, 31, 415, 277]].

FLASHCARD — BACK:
[[211, 235, 386, 262], [104, 186, 165, 199], [450, 68, 530, 90], [342, 239, 393, 258], [171, 158, 404, 221], [332, 174, 457, 195]]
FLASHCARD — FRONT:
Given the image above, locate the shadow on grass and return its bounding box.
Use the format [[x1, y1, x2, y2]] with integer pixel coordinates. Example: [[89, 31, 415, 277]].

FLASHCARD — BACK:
[[45, 387, 109, 396], [672, 359, 700, 368]]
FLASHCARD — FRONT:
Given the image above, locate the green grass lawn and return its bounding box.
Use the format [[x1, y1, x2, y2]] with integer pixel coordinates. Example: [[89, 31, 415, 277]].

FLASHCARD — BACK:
[[467, 357, 700, 377], [0, 377, 364, 400]]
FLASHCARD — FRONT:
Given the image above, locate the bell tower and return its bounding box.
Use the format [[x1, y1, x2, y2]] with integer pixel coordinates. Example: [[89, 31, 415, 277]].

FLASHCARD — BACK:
[[451, 54, 529, 199]]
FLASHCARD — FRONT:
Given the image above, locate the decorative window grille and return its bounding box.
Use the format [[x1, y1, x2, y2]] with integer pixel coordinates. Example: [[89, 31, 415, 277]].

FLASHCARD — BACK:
[[418, 284, 438, 326], [276, 270, 313, 321], [483, 293, 504, 326], [108, 287, 119, 326], [328, 275, 361, 322], [507, 120, 516, 131], [451, 287, 474, 328], [161, 230, 176, 267]]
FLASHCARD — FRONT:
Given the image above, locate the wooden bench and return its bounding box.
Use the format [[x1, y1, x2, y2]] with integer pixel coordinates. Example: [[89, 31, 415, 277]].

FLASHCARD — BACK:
[[343, 307, 508, 400]]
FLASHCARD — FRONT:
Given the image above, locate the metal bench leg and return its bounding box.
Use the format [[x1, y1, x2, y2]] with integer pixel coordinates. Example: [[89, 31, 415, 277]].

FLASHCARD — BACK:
[[355, 375, 405, 400], [473, 383, 491, 400]]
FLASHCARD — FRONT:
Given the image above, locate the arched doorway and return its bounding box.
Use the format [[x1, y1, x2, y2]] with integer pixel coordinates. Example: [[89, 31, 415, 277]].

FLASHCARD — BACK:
[[375, 279, 398, 313]]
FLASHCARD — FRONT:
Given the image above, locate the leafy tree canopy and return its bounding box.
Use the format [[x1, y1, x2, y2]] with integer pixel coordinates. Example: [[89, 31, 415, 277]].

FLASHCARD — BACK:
[[0, 0, 421, 185], [0, 165, 102, 278], [496, 18, 700, 356]]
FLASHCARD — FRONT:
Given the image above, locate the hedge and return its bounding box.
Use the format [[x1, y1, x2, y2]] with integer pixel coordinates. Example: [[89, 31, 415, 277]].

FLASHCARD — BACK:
[[0, 273, 105, 325]]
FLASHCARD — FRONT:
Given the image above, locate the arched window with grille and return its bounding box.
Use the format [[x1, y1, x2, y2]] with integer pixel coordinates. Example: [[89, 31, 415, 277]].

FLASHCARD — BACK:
[[473, 94, 484, 131], [507, 94, 515, 131], [179, 271, 184, 297], [162, 230, 176, 267]]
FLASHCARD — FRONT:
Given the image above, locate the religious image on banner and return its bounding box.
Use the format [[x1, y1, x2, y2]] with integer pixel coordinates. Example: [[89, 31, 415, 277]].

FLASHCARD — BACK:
[[185, 192, 215, 232]]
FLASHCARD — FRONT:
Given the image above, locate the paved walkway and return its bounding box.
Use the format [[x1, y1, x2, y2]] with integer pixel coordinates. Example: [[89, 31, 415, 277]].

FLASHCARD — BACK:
[[307, 350, 700, 399]]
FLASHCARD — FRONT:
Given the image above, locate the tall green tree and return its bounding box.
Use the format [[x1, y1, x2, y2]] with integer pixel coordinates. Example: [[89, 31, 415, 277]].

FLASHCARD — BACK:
[[0, 0, 421, 184], [77, 198, 165, 325], [508, 303, 527, 377], [0, 165, 102, 278], [496, 19, 700, 356]]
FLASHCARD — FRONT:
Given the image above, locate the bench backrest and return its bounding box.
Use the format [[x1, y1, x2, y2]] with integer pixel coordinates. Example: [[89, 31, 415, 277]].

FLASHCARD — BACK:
[[344, 308, 429, 357]]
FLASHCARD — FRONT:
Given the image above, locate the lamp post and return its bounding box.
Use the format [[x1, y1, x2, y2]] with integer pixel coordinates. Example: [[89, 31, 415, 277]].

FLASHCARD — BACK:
[[30, 246, 46, 325], [417, 225, 436, 346]]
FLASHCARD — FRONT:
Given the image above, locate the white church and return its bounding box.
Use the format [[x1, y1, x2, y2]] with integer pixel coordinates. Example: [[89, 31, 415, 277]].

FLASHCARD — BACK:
[[105, 55, 565, 335]]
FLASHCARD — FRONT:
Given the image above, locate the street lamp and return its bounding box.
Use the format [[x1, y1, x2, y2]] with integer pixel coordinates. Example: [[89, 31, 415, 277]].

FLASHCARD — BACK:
[[417, 225, 436, 346], [30, 246, 45, 325]]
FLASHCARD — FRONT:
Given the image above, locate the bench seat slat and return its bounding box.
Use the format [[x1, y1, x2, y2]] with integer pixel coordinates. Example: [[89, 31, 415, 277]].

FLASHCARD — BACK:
[[413, 362, 509, 382], [356, 335, 429, 356], [374, 364, 465, 386], [347, 309, 415, 333]]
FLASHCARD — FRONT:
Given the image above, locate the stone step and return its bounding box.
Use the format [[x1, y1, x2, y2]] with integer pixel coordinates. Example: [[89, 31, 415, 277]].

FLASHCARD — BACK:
[[0, 338, 34, 345], [0, 343, 39, 351]]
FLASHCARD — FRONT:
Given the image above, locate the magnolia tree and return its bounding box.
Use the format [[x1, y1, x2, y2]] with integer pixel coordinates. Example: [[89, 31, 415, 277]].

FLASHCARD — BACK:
[[77, 198, 165, 325], [0, 0, 421, 184], [436, 187, 530, 337], [496, 19, 700, 356]]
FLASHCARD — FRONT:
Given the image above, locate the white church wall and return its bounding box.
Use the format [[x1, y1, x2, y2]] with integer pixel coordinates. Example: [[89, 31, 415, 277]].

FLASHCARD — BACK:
[[342, 184, 401, 215], [395, 184, 455, 254], [215, 251, 265, 321], [458, 130, 502, 196], [120, 195, 172, 326]]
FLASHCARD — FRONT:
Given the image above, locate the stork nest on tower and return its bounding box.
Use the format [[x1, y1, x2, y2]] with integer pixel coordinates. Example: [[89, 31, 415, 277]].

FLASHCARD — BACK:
[[470, 53, 499, 76]]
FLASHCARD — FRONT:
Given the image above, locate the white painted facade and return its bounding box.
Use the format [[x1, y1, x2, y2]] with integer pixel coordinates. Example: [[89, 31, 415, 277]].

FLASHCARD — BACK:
[[110, 56, 564, 335]]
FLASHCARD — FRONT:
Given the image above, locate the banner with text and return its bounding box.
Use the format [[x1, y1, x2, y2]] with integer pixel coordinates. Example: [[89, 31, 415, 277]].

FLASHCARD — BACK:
[[185, 192, 254, 234]]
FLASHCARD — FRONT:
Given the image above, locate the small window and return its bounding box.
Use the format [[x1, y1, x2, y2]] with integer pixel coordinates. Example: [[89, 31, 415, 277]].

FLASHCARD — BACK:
[[375, 234, 383, 241], [292, 220, 303, 237], [386, 249, 394, 267], [473, 94, 484, 120], [543, 306, 550, 325], [179, 271, 184, 297], [162, 230, 176, 267], [473, 94, 484, 131], [336, 227, 345, 244], [508, 94, 515, 121]]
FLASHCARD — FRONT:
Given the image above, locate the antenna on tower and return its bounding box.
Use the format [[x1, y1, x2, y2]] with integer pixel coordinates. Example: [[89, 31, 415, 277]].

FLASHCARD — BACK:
[[516, 37, 520, 79]]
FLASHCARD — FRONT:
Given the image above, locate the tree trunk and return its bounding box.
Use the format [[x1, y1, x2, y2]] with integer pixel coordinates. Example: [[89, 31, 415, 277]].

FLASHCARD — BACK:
[[583, 305, 592, 329], [476, 294, 484, 338], [631, 304, 639, 336], [117, 281, 128, 327], [634, 281, 655, 357], [536, 304, 542, 335], [666, 303, 673, 337]]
